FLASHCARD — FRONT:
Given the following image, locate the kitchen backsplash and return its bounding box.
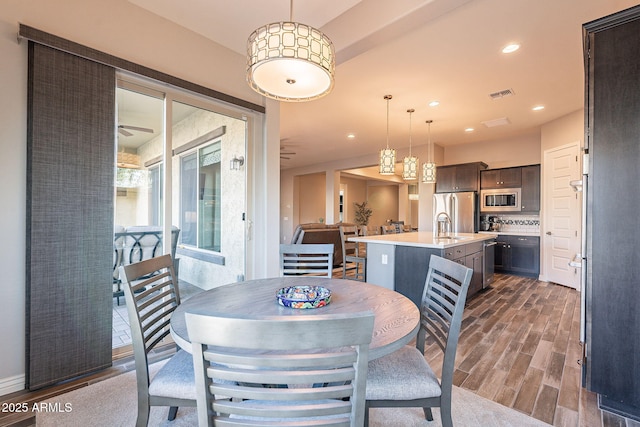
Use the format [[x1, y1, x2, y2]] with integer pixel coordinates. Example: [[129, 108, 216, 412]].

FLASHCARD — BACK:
[[482, 214, 540, 234]]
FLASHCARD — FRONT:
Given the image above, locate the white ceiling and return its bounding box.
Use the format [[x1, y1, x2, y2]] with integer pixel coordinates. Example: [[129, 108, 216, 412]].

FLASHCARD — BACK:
[[126, 0, 639, 170]]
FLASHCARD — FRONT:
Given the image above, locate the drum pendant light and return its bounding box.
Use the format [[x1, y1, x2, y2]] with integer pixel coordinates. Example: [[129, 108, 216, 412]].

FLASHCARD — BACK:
[[422, 120, 437, 183], [379, 95, 396, 175], [246, 0, 335, 102], [403, 108, 419, 180]]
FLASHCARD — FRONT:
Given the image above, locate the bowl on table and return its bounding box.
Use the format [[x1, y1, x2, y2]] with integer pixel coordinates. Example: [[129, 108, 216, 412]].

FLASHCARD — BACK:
[[276, 285, 332, 309]]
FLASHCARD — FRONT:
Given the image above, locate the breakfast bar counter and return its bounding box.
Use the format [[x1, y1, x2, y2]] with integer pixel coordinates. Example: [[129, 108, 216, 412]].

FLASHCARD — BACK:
[[349, 231, 495, 248], [349, 232, 496, 306]]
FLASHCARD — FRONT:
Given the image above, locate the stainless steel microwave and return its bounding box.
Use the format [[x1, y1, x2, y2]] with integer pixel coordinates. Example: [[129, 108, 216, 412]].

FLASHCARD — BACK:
[[480, 188, 521, 212]]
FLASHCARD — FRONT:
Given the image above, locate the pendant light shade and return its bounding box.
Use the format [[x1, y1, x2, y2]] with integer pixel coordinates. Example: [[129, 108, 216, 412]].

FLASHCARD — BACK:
[[423, 161, 437, 183], [422, 119, 437, 183], [379, 95, 396, 175], [246, 1, 335, 102], [403, 108, 419, 180]]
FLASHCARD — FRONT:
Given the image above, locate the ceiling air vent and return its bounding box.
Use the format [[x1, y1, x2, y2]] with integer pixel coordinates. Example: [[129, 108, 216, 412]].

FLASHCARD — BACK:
[[489, 88, 515, 99], [482, 117, 511, 128]]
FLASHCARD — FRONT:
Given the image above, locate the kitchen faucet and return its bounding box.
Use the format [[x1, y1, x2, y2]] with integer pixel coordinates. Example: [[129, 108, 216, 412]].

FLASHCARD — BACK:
[[435, 211, 452, 237]]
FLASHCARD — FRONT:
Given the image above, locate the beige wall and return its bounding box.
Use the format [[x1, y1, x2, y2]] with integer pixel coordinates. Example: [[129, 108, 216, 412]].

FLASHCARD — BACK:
[[367, 184, 400, 227], [541, 110, 584, 152], [444, 132, 542, 168], [340, 176, 368, 223], [297, 172, 327, 224]]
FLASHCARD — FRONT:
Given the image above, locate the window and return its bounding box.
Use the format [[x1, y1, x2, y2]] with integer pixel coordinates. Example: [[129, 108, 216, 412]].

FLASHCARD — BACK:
[[180, 141, 222, 252]]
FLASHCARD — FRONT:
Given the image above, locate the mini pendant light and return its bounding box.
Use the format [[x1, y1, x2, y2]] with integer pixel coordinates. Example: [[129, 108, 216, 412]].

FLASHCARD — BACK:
[[403, 108, 419, 180], [379, 95, 396, 175], [246, 0, 335, 102], [422, 119, 437, 183]]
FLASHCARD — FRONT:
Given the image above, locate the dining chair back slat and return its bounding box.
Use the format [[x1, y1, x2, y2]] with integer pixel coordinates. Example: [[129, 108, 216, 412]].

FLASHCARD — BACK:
[[339, 225, 366, 281], [279, 243, 334, 277], [186, 311, 375, 427], [364, 254, 472, 427], [120, 254, 196, 426]]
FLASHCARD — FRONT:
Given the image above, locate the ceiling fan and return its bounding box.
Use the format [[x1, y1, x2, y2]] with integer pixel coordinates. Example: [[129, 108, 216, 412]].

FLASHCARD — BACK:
[[280, 142, 297, 160], [280, 151, 296, 160], [118, 124, 154, 137]]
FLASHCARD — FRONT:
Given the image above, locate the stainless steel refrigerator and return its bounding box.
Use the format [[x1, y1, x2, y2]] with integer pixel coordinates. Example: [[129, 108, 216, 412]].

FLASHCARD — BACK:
[[432, 191, 478, 233]]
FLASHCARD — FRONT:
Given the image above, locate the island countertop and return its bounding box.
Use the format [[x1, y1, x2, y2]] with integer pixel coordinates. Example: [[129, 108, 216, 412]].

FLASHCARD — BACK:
[[349, 231, 495, 249]]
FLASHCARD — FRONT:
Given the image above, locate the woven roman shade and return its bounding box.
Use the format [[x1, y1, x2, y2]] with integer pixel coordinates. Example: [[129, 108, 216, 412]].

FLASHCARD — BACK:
[[26, 42, 115, 390]]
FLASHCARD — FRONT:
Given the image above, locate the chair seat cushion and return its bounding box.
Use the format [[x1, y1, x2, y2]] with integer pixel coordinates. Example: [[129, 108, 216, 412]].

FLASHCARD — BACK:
[[366, 345, 441, 401], [149, 349, 197, 400]]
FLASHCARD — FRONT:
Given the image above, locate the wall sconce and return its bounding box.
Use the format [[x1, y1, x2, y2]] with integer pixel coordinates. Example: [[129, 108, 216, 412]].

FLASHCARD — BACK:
[[230, 155, 245, 170]]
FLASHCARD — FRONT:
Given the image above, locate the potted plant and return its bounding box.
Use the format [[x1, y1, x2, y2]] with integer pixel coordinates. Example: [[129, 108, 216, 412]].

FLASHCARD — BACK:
[[353, 201, 373, 226]]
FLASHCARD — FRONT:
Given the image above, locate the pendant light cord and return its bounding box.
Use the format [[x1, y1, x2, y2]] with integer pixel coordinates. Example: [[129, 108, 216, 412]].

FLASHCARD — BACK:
[[426, 119, 433, 162], [290, 0, 294, 21], [385, 95, 392, 149], [408, 109, 414, 156]]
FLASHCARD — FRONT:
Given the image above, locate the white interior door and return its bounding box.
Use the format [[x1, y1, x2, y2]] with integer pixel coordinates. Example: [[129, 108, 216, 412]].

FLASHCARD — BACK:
[[543, 143, 581, 289]]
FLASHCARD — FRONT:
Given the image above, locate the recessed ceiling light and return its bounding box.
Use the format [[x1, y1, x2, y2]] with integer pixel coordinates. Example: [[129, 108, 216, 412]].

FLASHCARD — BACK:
[[502, 43, 520, 54], [347, 133, 356, 139], [465, 127, 474, 133], [428, 100, 440, 107], [532, 105, 545, 111]]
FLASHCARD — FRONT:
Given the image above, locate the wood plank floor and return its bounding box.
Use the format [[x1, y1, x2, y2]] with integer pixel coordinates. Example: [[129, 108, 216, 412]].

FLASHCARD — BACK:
[[428, 273, 638, 427], [1, 272, 638, 427]]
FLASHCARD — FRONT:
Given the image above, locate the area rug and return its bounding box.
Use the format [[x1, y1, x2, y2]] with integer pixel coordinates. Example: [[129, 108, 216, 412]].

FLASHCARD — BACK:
[[36, 360, 551, 426]]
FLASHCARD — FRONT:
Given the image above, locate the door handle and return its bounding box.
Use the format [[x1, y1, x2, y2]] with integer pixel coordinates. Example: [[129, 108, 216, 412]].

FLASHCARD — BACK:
[[546, 231, 552, 235], [568, 253, 582, 268]]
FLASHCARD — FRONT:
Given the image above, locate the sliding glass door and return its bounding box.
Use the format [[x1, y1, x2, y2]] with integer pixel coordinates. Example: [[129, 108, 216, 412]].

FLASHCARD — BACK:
[[113, 77, 247, 353]]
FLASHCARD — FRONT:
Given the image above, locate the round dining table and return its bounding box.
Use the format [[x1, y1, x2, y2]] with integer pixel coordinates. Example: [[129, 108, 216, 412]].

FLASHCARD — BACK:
[[170, 276, 420, 360]]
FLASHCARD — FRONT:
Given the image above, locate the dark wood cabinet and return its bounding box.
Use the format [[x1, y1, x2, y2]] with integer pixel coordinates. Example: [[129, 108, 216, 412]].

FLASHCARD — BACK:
[[480, 164, 540, 212], [583, 6, 640, 419], [520, 165, 540, 212], [480, 167, 522, 189], [436, 162, 487, 193], [393, 240, 489, 307], [494, 235, 539, 277], [443, 241, 484, 297], [464, 249, 484, 297]]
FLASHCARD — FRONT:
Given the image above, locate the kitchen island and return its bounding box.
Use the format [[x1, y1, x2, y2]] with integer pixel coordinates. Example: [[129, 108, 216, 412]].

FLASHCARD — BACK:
[[349, 232, 496, 307]]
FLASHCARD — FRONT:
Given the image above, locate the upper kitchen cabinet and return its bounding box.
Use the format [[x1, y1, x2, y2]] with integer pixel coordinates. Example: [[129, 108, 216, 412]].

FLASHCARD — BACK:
[[435, 162, 487, 193], [480, 167, 522, 189], [583, 5, 640, 420], [520, 165, 540, 212]]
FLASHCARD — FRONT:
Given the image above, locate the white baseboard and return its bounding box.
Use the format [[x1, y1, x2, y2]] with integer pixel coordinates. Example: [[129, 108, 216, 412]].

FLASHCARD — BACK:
[[0, 374, 25, 396]]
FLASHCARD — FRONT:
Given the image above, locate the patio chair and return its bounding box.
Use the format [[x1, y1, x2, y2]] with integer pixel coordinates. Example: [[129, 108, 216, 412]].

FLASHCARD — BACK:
[[113, 225, 180, 305], [120, 254, 196, 427], [364, 254, 473, 427], [279, 243, 334, 277], [186, 311, 375, 427]]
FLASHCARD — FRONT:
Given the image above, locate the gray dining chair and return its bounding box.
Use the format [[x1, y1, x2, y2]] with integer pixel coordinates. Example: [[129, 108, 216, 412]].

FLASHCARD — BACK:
[[120, 254, 196, 427], [364, 254, 473, 427], [339, 225, 366, 281], [186, 311, 375, 427], [279, 243, 334, 277], [380, 225, 397, 235]]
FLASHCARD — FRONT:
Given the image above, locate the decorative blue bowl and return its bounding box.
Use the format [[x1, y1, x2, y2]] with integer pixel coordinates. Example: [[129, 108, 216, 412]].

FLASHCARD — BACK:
[[276, 285, 332, 309]]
